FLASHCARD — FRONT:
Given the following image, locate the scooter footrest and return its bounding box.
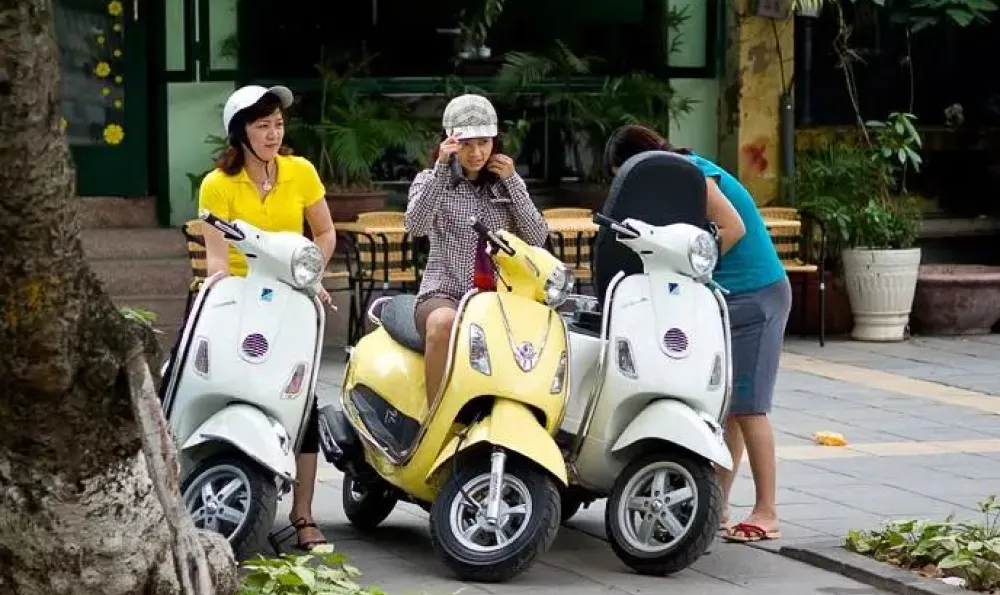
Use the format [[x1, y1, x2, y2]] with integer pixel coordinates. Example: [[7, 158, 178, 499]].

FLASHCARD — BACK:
[[317, 404, 360, 466]]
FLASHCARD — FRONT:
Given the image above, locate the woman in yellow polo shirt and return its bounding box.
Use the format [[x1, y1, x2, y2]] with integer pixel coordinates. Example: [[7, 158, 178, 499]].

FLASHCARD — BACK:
[[199, 84, 337, 551]]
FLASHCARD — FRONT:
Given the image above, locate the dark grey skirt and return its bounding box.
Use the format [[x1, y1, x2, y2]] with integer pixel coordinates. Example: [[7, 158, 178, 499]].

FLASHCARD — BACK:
[[725, 277, 792, 415]]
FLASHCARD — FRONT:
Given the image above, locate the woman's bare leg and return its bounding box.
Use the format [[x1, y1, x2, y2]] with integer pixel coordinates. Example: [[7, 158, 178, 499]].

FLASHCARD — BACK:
[[421, 306, 457, 412], [716, 415, 745, 528], [289, 452, 326, 546], [734, 413, 778, 531]]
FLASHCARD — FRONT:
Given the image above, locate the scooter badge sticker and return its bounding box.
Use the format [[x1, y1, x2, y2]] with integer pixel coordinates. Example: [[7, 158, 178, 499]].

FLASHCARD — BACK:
[[514, 341, 537, 372], [667, 282, 680, 296], [260, 287, 274, 303]]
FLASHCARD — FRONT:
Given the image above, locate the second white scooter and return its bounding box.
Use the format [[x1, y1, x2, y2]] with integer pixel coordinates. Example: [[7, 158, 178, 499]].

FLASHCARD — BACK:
[[556, 150, 733, 576]]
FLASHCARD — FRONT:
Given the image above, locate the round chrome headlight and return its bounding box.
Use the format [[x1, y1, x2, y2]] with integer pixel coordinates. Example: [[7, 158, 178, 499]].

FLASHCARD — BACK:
[[290, 243, 324, 288], [544, 265, 575, 307], [688, 231, 719, 278]]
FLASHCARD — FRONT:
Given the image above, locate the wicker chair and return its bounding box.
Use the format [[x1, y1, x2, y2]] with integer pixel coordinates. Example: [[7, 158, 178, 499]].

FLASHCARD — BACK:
[[341, 211, 421, 345], [759, 206, 828, 346], [542, 208, 595, 294]]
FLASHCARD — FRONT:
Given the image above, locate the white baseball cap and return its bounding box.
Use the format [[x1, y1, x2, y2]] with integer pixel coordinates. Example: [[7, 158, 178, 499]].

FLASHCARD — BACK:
[[222, 84, 294, 135], [442, 94, 498, 139]]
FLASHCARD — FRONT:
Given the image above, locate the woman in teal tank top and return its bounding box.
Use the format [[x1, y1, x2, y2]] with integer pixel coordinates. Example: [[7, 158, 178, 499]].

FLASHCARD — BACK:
[[604, 125, 791, 545]]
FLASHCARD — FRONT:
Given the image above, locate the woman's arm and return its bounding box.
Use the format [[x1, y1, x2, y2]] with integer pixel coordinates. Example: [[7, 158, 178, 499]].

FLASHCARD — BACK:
[[404, 162, 451, 236], [501, 174, 548, 246], [299, 160, 338, 267], [198, 176, 231, 276], [706, 176, 746, 255], [304, 199, 337, 267]]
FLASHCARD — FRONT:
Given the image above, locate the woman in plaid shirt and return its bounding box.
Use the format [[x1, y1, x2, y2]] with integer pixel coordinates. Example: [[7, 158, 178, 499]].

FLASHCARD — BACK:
[[405, 94, 549, 411]]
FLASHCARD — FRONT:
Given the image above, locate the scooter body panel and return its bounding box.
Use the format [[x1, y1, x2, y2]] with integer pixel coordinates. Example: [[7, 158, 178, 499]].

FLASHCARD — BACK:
[[341, 290, 568, 503], [167, 273, 324, 465], [181, 402, 298, 481], [610, 399, 731, 467], [567, 270, 730, 493], [427, 397, 568, 485]]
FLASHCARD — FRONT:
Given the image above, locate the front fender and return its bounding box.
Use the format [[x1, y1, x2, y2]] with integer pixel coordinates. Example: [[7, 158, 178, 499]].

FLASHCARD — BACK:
[[181, 403, 296, 482], [427, 398, 568, 486], [611, 400, 733, 470]]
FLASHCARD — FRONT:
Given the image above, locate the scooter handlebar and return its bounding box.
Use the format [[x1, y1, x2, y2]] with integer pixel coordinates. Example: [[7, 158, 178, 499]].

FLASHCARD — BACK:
[[199, 209, 246, 242], [469, 216, 515, 255], [592, 212, 639, 239]]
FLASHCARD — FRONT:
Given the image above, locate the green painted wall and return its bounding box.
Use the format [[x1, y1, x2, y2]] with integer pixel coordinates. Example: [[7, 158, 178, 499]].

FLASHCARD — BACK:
[[167, 82, 234, 227], [165, 0, 237, 226], [670, 79, 720, 160]]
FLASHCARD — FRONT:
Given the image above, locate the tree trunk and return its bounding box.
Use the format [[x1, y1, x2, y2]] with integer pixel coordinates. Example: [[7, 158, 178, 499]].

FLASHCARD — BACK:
[[0, 2, 238, 594]]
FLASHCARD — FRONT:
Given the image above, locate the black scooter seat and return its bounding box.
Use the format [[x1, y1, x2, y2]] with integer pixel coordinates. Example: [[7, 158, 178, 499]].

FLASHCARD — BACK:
[[381, 295, 425, 354]]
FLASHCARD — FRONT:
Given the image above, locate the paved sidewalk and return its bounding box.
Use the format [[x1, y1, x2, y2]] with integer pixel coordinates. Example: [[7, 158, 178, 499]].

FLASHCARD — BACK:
[[301, 334, 1000, 593]]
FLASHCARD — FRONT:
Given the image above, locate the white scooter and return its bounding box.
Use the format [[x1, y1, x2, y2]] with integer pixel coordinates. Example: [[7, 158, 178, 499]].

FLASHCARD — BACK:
[[555, 150, 733, 575], [158, 210, 327, 560]]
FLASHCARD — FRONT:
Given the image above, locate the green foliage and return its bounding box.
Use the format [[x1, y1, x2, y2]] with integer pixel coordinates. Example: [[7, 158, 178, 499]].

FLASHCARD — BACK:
[[289, 57, 436, 192], [240, 545, 387, 595], [493, 18, 696, 185], [795, 134, 921, 251], [119, 306, 158, 327], [846, 495, 1000, 591]]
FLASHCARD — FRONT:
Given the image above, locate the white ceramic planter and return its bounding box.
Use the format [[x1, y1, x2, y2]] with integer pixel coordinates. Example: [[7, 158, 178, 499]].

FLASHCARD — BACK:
[[842, 247, 922, 342]]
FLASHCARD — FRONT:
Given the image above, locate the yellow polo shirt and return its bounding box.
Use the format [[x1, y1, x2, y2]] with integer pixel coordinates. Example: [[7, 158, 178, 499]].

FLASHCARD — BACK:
[[198, 154, 326, 277]]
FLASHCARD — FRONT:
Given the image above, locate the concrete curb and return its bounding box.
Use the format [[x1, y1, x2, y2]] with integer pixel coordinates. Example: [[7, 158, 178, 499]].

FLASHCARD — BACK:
[[779, 542, 966, 595]]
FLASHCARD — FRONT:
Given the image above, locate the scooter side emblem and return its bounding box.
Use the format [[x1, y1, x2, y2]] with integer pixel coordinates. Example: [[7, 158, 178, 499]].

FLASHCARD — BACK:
[[260, 287, 274, 302], [514, 341, 538, 372]]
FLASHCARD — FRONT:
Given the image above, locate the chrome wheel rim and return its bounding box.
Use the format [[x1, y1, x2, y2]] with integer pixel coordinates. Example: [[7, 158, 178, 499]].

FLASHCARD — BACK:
[[449, 473, 533, 553], [183, 464, 252, 541], [616, 461, 698, 554]]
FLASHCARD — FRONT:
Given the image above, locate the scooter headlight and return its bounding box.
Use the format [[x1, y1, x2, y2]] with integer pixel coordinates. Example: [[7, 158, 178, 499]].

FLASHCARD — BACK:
[[544, 265, 575, 308], [290, 244, 324, 288], [688, 231, 719, 279]]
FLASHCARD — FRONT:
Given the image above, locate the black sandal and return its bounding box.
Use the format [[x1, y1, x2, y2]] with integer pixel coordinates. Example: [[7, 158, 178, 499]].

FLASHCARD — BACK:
[[267, 517, 329, 553]]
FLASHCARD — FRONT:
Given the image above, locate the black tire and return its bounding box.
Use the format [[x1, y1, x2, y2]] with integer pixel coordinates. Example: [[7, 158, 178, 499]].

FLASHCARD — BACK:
[[429, 456, 561, 583], [605, 450, 722, 576], [181, 454, 277, 561], [342, 474, 398, 530], [560, 491, 584, 524]]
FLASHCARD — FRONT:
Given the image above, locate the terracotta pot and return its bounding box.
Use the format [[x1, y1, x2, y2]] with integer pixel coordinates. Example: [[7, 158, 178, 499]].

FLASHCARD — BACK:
[[910, 264, 1000, 335], [325, 190, 389, 222], [784, 270, 854, 336]]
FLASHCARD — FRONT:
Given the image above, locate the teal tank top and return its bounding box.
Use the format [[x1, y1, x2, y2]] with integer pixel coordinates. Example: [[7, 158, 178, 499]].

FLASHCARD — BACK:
[[687, 154, 786, 295]]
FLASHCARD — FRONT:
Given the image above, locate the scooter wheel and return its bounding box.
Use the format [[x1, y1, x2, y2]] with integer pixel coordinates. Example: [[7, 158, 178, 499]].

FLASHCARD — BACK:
[[342, 474, 398, 531], [604, 449, 722, 576], [181, 454, 278, 561], [429, 457, 561, 583]]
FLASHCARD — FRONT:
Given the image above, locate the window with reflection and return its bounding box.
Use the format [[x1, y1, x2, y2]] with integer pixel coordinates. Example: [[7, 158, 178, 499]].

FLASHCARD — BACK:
[[54, 0, 128, 147], [237, 0, 710, 80]]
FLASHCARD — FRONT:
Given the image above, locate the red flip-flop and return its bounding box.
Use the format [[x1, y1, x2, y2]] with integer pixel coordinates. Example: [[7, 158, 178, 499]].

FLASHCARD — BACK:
[[723, 522, 781, 543]]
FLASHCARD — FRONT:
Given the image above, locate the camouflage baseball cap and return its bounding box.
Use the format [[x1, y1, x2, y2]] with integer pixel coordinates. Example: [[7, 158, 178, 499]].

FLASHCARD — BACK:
[[442, 94, 498, 139]]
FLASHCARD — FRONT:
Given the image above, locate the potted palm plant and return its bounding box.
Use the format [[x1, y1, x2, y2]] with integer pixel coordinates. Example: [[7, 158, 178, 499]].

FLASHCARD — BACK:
[[290, 59, 435, 222]]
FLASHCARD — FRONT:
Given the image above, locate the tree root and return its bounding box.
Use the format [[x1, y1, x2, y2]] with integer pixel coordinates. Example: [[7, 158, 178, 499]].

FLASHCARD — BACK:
[[124, 350, 237, 595]]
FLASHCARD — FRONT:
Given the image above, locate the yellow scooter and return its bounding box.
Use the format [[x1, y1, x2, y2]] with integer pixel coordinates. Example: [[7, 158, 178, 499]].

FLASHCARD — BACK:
[[317, 218, 573, 582]]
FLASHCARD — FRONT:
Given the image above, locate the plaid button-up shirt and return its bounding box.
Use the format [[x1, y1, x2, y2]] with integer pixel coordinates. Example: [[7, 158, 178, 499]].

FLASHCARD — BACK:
[[405, 161, 549, 302]]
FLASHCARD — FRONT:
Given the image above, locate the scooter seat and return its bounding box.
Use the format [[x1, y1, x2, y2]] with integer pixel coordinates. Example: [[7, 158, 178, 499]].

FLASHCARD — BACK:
[[380, 295, 425, 354]]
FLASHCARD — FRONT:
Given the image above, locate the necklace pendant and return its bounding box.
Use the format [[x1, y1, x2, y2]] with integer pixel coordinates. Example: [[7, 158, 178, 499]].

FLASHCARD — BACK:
[[262, 180, 272, 192]]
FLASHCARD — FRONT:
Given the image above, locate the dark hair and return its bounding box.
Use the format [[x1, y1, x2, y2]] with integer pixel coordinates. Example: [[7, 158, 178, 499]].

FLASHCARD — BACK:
[[215, 92, 293, 176], [429, 133, 505, 188], [602, 124, 691, 178]]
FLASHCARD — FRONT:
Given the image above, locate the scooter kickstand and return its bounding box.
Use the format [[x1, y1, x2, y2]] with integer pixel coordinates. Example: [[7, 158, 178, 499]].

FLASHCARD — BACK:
[[485, 447, 506, 526]]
